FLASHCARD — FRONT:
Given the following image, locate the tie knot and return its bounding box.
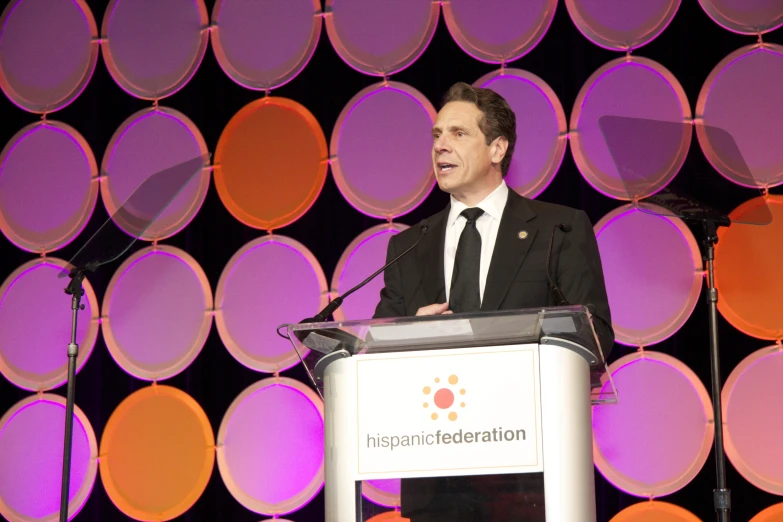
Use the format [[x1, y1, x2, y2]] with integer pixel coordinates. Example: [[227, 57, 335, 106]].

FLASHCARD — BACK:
[[461, 207, 484, 224]]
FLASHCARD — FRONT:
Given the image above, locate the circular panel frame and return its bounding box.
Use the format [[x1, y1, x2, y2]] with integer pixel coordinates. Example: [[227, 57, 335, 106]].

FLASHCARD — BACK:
[[565, 0, 681, 51], [442, 0, 556, 63], [474, 68, 567, 198], [101, 244, 213, 381], [609, 500, 702, 522], [214, 96, 328, 231], [331, 81, 436, 219], [362, 479, 400, 509], [331, 223, 408, 323], [696, 44, 783, 189], [698, 0, 783, 35], [750, 503, 783, 522], [101, 106, 211, 242], [722, 345, 783, 495], [217, 376, 324, 515], [101, 0, 209, 100], [593, 351, 714, 498], [210, 0, 322, 90], [98, 384, 214, 521], [0, 0, 99, 113], [324, 0, 439, 76], [0, 393, 98, 522], [594, 204, 703, 347], [570, 56, 691, 200], [215, 235, 328, 373], [0, 257, 99, 392], [0, 120, 98, 254]]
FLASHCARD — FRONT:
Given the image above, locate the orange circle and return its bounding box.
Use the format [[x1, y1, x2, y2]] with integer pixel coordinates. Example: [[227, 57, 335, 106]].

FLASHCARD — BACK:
[[214, 97, 328, 230], [750, 503, 783, 522], [366, 511, 410, 522], [609, 500, 700, 522], [448, 374, 458, 385], [422, 386, 430, 394], [99, 384, 214, 520], [431, 413, 438, 420], [714, 195, 783, 340], [448, 412, 458, 421]]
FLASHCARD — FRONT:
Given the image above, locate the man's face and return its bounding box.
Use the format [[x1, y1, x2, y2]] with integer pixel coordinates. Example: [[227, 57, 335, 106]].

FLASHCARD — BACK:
[[431, 101, 501, 201]]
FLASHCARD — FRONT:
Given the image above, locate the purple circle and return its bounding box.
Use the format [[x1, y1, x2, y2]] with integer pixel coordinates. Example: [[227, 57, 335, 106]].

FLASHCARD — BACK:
[[101, 0, 208, 99], [698, 0, 783, 34], [215, 235, 327, 373], [0, 0, 98, 113], [102, 246, 212, 381], [475, 69, 567, 198], [331, 82, 435, 218], [332, 224, 407, 322], [0, 395, 97, 520], [211, 0, 321, 90], [696, 44, 783, 189], [217, 378, 324, 514], [363, 479, 401, 508], [0, 258, 99, 391], [0, 122, 98, 253], [442, 0, 556, 63], [594, 205, 702, 347], [325, 0, 438, 76], [101, 107, 210, 241], [592, 352, 713, 497], [570, 57, 691, 200], [566, 0, 680, 51]]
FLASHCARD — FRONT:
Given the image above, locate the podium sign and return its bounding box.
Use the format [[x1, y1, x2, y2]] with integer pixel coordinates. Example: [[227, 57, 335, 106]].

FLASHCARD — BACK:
[[356, 345, 543, 478]]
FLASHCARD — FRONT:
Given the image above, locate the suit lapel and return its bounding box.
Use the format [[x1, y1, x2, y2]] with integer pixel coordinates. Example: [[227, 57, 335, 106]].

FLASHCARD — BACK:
[[481, 190, 538, 311], [418, 206, 449, 304]]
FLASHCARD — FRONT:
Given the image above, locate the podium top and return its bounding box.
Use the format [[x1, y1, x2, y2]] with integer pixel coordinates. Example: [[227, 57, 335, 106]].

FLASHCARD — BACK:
[[283, 305, 617, 405]]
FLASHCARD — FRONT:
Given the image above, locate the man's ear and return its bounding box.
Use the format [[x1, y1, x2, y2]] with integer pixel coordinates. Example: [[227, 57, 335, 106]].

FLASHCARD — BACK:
[[491, 136, 508, 166]]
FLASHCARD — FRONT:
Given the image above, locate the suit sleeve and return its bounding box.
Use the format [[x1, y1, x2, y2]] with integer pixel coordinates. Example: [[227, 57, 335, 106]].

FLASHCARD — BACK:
[[372, 234, 406, 319], [558, 209, 615, 358]]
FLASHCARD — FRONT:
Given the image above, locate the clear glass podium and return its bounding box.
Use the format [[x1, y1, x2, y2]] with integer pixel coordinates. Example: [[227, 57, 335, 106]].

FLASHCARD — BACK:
[[284, 305, 617, 522]]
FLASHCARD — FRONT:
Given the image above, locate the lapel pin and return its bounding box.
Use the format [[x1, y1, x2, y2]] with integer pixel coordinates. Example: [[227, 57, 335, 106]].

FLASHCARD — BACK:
[[518, 230, 528, 240]]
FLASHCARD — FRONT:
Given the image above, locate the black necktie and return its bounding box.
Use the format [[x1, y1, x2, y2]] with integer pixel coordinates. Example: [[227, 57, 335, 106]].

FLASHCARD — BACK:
[[450, 207, 484, 313]]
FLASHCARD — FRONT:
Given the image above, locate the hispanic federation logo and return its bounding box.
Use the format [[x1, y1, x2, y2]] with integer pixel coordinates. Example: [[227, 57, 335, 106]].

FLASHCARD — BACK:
[[423, 374, 466, 421]]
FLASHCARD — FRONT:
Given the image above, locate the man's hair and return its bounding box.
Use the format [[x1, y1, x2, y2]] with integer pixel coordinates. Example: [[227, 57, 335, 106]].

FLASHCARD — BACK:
[[441, 82, 516, 176]]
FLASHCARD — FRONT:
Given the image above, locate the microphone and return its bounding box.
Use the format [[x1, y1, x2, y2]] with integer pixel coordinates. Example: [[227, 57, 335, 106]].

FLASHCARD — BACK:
[[546, 223, 571, 306]]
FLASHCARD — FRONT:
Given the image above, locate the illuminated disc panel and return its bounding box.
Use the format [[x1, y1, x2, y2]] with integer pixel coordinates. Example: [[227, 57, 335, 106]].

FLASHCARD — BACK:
[[0, 394, 98, 521], [609, 500, 701, 522], [0, 121, 98, 253], [0, 0, 98, 113], [324, 0, 438, 76], [102, 245, 212, 381], [101, 107, 210, 241], [696, 44, 783, 189], [0, 258, 99, 391], [714, 195, 783, 339], [474, 69, 567, 198], [565, 0, 680, 51], [366, 512, 409, 522], [211, 0, 321, 90], [214, 97, 328, 230], [722, 346, 783, 494], [594, 204, 702, 347], [750, 503, 783, 522], [217, 377, 324, 515], [99, 385, 214, 520], [592, 351, 714, 497], [215, 235, 327, 373], [362, 480, 401, 509], [331, 82, 435, 219], [442, 0, 555, 63], [570, 57, 691, 200], [332, 223, 407, 322], [101, 0, 208, 99], [698, 0, 783, 34]]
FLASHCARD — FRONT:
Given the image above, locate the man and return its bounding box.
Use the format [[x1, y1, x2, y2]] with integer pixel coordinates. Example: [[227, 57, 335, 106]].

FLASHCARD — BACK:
[[372, 82, 613, 520]]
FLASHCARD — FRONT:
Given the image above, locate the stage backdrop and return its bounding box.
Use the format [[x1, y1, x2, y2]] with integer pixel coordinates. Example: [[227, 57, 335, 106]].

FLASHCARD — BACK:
[[1, 0, 782, 521]]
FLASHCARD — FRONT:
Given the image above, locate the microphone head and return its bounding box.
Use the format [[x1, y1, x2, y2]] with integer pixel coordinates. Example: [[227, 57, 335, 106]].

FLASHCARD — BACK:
[[420, 222, 429, 234], [558, 223, 572, 232]]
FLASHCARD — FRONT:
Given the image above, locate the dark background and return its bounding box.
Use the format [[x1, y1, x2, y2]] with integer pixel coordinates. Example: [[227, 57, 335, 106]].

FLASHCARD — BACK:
[[1, 0, 781, 520]]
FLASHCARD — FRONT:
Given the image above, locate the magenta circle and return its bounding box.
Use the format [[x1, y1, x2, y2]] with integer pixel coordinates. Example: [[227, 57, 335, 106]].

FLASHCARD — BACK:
[[0, 121, 98, 253], [362, 479, 401, 508], [698, 0, 783, 34]]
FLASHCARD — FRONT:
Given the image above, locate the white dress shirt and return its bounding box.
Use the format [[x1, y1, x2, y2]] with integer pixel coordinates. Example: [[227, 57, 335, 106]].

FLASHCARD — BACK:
[[444, 181, 509, 304]]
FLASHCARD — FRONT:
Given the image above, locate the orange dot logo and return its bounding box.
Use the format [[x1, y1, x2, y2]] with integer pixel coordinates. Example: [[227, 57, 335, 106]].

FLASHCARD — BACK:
[[423, 374, 465, 421]]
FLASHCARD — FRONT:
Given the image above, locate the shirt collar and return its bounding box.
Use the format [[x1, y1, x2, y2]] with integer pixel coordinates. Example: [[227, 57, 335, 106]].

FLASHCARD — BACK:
[[448, 181, 509, 227]]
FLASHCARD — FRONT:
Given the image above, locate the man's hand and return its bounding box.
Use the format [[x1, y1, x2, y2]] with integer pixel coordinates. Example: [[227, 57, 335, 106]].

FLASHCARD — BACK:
[[415, 302, 452, 316]]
